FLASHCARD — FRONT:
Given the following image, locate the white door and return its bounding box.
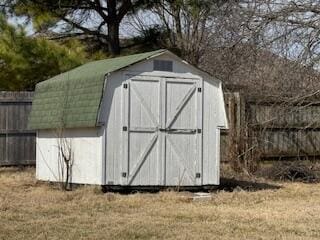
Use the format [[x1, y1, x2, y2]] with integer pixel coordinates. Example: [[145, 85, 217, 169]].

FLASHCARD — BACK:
[[163, 79, 202, 186], [122, 75, 202, 186]]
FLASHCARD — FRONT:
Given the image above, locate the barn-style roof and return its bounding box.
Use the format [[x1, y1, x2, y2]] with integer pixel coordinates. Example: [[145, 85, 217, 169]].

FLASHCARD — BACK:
[[28, 49, 166, 130]]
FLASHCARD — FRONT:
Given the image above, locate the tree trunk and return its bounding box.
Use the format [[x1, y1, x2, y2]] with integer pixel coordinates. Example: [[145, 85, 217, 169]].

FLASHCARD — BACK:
[[108, 21, 121, 56]]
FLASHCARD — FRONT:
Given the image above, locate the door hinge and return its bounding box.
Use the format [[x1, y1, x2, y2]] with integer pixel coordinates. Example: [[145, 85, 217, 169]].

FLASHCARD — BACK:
[[123, 83, 128, 89], [122, 172, 127, 177], [198, 87, 202, 92], [196, 173, 201, 178], [123, 126, 128, 131]]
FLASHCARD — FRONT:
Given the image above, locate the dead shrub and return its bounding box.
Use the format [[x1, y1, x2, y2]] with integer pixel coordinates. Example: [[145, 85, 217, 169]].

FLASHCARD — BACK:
[[259, 161, 320, 183]]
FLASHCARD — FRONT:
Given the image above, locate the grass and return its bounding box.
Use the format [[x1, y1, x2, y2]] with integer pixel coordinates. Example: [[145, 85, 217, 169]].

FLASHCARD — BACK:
[[1, 167, 320, 239]]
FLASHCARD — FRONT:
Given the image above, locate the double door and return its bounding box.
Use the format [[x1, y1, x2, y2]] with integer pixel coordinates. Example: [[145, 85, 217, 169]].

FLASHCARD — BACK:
[[121, 75, 202, 186]]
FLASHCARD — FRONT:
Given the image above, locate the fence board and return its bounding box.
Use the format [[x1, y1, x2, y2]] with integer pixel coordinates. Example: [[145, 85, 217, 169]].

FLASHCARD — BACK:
[[0, 92, 35, 166]]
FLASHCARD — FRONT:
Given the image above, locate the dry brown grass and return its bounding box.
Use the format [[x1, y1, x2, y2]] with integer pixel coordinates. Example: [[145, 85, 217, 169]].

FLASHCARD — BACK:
[[1, 167, 320, 240]]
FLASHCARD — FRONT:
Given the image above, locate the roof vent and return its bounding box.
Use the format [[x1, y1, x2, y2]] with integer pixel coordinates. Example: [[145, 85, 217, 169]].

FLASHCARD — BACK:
[[153, 60, 173, 72]]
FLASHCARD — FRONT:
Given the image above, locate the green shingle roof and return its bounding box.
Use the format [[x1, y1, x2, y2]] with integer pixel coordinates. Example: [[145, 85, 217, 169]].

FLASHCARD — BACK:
[[28, 49, 166, 130]]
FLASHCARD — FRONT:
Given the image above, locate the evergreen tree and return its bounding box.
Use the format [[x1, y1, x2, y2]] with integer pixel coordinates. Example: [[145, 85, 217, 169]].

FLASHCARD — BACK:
[[0, 16, 87, 90]]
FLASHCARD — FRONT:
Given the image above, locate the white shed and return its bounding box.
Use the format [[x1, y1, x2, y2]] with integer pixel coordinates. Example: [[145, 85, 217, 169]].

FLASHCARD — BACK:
[[29, 49, 228, 187]]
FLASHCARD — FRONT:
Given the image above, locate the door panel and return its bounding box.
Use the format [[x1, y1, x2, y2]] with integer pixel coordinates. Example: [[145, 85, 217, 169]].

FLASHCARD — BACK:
[[128, 133, 159, 185], [165, 81, 197, 130], [166, 134, 198, 185], [129, 80, 159, 128]]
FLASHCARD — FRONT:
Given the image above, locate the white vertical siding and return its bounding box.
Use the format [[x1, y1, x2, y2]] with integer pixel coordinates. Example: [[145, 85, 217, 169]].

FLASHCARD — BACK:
[[102, 71, 124, 185], [201, 79, 222, 184], [36, 128, 103, 185]]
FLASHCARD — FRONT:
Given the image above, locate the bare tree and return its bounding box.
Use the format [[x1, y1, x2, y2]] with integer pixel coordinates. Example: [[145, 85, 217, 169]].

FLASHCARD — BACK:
[[125, 1, 228, 65], [124, 1, 259, 66], [198, 1, 320, 173], [244, 0, 320, 68], [54, 84, 74, 191], [56, 128, 73, 191]]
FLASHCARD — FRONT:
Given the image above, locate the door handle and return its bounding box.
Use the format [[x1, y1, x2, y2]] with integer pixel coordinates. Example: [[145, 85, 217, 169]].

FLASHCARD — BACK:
[[158, 128, 176, 132], [158, 128, 197, 133], [166, 129, 176, 132], [169, 129, 197, 134]]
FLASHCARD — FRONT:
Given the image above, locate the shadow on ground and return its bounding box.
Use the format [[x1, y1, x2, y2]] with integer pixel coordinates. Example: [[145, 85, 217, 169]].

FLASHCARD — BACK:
[[101, 178, 282, 193], [218, 177, 282, 192]]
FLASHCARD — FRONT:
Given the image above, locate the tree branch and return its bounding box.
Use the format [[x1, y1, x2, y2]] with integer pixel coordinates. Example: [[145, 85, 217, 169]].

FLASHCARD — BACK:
[[62, 16, 108, 40]]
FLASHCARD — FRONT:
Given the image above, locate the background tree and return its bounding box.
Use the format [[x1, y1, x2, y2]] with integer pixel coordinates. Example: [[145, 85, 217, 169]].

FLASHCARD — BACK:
[[0, 16, 87, 90], [126, 0, 252, 65], [242, 0, 320, 68], [1, 0, 152, 55], [151, 0, 218, 65]]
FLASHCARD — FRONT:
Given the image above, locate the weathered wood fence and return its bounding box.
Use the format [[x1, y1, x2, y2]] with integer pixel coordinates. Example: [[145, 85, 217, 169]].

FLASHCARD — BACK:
[[221, 92, 320, 166], [1, 90, 320, 167], [0, 92, 35, 166]]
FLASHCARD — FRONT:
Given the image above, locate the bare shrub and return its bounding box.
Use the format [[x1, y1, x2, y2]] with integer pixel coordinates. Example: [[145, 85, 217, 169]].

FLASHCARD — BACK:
[[258, 161, 320, 183], [56, 129, 73, 191]]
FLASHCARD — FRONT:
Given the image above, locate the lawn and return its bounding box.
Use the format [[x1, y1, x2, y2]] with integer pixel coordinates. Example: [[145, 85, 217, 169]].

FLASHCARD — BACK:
[[1, 167, 320, 240]]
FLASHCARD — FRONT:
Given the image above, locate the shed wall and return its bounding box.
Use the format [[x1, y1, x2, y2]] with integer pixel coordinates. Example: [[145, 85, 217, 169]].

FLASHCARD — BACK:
[[202, 79, 226, 185], [36, 128, 103, 185], [102, 53, 227, 185]]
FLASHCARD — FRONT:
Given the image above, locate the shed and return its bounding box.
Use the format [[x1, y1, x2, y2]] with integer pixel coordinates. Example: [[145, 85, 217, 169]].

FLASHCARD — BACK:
[[29, 49, 228, 187]]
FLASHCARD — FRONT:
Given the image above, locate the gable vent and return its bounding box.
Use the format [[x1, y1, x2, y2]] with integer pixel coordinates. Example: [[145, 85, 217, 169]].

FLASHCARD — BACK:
[[153, 60, 173, 72]]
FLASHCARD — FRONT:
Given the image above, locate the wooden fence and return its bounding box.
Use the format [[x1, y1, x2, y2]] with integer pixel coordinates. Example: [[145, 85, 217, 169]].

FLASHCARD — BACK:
[[0, 92, 35, 166], [1, 90, 320, 167], [221, 92, 320, 165]]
